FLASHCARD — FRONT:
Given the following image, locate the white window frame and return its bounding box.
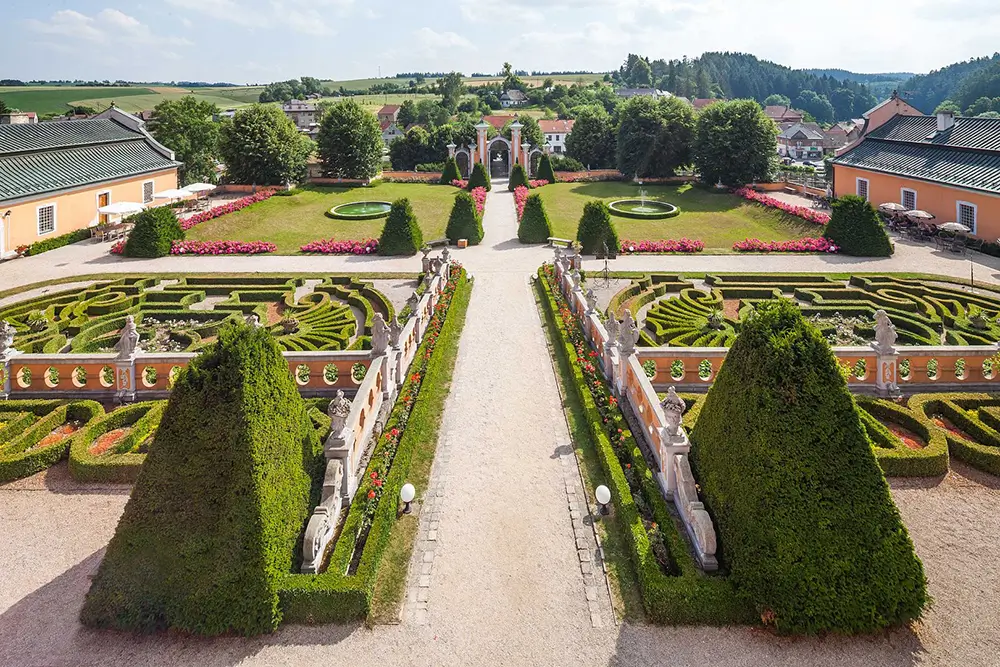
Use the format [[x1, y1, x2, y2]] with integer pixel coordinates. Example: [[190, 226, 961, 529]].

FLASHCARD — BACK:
[[856, 177, 870, 201], [142, 180, 155, 204], [957, 200, 978, 235], [901, 188, 917, 210], [36, 203, 57, 236]]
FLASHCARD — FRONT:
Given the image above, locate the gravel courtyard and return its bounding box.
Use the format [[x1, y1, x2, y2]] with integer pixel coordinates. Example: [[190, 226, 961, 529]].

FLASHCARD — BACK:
[[0, 187, 998, 666]]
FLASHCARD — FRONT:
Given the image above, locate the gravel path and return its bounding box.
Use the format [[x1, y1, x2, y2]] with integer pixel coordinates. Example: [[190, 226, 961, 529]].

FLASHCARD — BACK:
[[1, 188, 999, 666]]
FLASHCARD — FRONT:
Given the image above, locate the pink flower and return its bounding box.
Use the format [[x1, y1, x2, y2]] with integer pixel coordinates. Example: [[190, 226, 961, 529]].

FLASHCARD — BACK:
[[732, 237, 838, 253], [299, 238, 379, 255], [170, 240, 276, 255], [733, 188, 830, 225], [469, 187, 487, 217], [513, 186, 530, 222], [451, 179, 469, 189], [618, 238, 704, 254], [179, 191, 278, 232]]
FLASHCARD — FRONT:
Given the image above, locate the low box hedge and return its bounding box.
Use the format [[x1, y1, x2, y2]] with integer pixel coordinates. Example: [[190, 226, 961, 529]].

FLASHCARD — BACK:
[[27, 228, 92, 256], [68, 401, 166, 483], [912, 393, 1000, 476], [855, 396, 950, 477], [0, 400, 105, 482]]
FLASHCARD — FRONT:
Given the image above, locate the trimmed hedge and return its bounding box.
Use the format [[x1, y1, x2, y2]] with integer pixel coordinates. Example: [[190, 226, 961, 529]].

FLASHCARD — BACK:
[[123, 207, 185, 258], [0, 400, 104, 482], [68, 401, 166, 483], [690, 300, 927, 634], [377, 198, 423, 256], [276, 265, 471, 622], [467, 162, 491, 192], [81, 322, 322, 636], [440, 157, 461, 185], [27, 228, 92, 256], [855, 396, 949, 477], [824, 195, 893, 257], [508, 163, 528, 191], [576, 200, 620, 255], [445, 191, 484, 246], [536, 153, 557, 184], [912, 393, 1000, 476], [536, 265, 753, 625], [517, 193, 553, 244]]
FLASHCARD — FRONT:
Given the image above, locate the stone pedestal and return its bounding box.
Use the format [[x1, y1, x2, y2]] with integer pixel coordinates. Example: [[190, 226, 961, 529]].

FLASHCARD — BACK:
[[325, 427, 358, 501], [872, 343, 900, 397], [1, 350, 21, 399], [114, 357, 136, 403], [657, 428, 692, 495]]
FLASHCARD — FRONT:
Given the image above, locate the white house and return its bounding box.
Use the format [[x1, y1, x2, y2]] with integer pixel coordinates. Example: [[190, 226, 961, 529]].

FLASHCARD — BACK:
[[538, 119, 575, 154], [499, 90, 528, 108], [381, 120, 405, 146], [282, 100, 319, 138]]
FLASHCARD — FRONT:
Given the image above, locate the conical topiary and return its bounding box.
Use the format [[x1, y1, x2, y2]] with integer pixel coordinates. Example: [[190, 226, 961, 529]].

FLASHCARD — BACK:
[[575, 200, 620, 255], [123, 207, 184, 258], [445, 191, 484, 246], [823, 195, 893, 257], [378, 198, 423, 255], [508, 163, 528, 191], [467, 162, 491, 192], [536, 153, 556, 184], [440, 157, 461, 184], [690, 300, 927, 635], [518, 193, 552, 244], [80, 322, 322, 636]]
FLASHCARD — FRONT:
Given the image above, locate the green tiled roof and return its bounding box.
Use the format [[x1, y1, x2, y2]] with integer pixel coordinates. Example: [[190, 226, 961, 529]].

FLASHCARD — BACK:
[[0, 140, 180, 202], [0, 119, 141, 154]]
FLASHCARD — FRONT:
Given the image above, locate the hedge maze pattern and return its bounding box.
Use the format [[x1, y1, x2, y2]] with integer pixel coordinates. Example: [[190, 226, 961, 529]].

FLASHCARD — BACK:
[[0, 276, 395, 354], [609, 274, 1000, 347]]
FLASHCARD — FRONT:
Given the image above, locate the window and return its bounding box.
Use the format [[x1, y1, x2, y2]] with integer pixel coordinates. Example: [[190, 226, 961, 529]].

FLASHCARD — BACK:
[[37, 204, 56, 235], [957, 201, 977, 234], [143, 181, 154, 204], [856, 178, 869, 201], [901, 188, 917, 210]]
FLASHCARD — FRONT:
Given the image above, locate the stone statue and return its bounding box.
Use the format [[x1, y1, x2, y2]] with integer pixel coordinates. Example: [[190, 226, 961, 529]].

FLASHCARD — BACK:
[[406, 292, 420, 317], [327, 390, 351, 435], [441, 247, 451, 264], [619, 310, 640, 356], [873, 310, 898, 351], [420, 246, 432, 273], [605, 316, 620, 348], [389, 317, 402, 348], [554, 247, 564, 263], [571, 248, 583, 271], [371, 313, 390, 355], [569, 269, 582, 290], [660, 387, 686, 437], [114, 315, 141, 359], [0, 320, 15, 357], [585, 289, 598, 314], [244, 314, 262, 328]]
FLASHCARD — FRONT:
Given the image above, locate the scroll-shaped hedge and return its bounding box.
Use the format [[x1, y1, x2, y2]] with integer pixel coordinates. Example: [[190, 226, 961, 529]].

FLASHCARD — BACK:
[[0, 400, 104, 482], [69, 401, 166, 483]]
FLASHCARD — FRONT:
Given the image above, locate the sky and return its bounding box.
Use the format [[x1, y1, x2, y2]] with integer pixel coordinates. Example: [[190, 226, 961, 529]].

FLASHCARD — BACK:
[[7, 0, 1000, 83]]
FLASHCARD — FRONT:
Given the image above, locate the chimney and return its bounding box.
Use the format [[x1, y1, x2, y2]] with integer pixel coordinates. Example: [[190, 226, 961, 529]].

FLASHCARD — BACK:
[[937, 111, 955, 132]]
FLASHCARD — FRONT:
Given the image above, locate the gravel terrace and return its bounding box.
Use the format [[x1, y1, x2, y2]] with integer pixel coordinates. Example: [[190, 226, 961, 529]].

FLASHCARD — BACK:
[[0, 186, 998, 666]]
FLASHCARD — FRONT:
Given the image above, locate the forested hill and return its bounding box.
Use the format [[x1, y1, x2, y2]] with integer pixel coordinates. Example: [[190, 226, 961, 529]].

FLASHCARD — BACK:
[[898, 54, 1000, 114], [617, 52, 879, 122], [804, 69, 915, 98]]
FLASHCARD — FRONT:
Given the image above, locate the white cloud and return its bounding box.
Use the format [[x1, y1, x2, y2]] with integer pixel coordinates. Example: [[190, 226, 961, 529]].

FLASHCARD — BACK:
[[164, 0, 353, 34], [26, 9, 190, 48], [414, 27, 474, 57]]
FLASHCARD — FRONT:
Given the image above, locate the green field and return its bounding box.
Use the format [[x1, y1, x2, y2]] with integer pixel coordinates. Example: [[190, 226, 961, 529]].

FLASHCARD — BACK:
[[185, 183, 458, 254], [0, 85, 261, 115], [320, 74, 607, 89], [537, 182, 819, 249]]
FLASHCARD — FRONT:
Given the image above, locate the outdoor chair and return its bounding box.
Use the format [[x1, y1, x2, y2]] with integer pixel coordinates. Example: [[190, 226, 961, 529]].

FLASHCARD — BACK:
[[934, 231, 955, 251]]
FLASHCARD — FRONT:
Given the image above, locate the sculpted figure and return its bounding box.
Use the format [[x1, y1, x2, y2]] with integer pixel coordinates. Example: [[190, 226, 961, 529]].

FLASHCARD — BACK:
[[586, 289, 598, 314], [327, 390, 352, 435], [660, 387, 686, 436], [371, 313, 390, 355], [874, 310, 898, 351], [619, 310, 640, 356], [114, 315, 141, 358], [0, 320, 15, 356]]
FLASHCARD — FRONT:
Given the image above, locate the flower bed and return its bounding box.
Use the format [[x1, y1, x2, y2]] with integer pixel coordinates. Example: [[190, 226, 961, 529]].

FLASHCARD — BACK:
[[470, 186, 487, 217], [514, 185, 529, 222], [450, 179, 469, 189], [732, 237, 838, 253], [300, 238, 379, 255], [179, 191, 276, 232], [620, 239, 705, 254], [734, 187, 830, 225], [528, 179, 549, 189], [171, 240, 277, 255]]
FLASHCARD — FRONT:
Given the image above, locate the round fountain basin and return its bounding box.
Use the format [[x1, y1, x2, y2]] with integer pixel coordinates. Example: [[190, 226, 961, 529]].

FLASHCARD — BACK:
[[608, 199, 680, 220], [328, 201, 393, 220]]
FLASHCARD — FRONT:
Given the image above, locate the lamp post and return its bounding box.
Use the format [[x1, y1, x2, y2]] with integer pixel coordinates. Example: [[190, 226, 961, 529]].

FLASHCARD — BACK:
[[400, 482, 416, 514], [595, 485, 611, 516]]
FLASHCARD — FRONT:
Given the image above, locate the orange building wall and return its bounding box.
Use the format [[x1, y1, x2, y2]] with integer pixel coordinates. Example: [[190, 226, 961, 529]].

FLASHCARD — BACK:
[[4, 169, 178, 250], [834, 164, 1000, 240]]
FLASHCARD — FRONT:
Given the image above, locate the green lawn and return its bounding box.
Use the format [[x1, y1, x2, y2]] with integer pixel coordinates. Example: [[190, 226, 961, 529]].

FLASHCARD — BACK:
[[0, 86, 153, 115], [538, 182, 820, 249], [185, 183, 457, 254]]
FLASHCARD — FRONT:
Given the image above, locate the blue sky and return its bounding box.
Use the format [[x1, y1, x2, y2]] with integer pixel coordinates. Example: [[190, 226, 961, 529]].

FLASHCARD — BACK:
[[7, 0, 1000, 83]]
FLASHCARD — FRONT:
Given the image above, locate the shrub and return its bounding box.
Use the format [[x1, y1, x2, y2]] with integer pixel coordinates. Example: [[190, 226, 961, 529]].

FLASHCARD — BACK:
[[824, 195, 893, 257], [537, 153, 558, 182], [576, 200, 620, 255], [26, 228, 92, 256], [123, 207, 184, 258], [377, 198, 423, 256], [547, 154, 582, 173], [440, 157, 461, 184], [508, 163, 528, 191], [445, 191, 484, 246], [467, 162, 491, 192], [518, 193, 552, 244], [80, 322, 322, 636], [690, 300, 927, 634], [316, 99, 384, 179]]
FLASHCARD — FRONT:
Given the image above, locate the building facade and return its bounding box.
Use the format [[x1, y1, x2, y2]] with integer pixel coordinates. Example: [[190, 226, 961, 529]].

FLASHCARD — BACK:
[[282, 100, 319, 138], [377, 105, 400, 125], [0, 107, 180, 257], [765, 105, 804, 124], [499, 90, 528, 108], [538, 119, 574, 154], [778, 123, 826, 159], [833, 112, 1000, 240]]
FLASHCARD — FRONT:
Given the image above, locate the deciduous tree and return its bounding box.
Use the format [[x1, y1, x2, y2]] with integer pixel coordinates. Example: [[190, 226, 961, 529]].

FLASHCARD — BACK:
[[219, 104, 312, 185], [694, 99, 776, 187], [149, 96, 221, 185]]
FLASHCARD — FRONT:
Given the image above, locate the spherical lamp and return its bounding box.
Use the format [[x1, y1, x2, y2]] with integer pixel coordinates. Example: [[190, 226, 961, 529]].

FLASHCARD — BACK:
[[400, 482, 416, 514], [595, 484, 611, 516]]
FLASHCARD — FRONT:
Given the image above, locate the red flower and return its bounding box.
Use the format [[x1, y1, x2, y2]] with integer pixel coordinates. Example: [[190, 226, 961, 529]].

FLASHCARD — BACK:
[[368, 489, 376, 499]]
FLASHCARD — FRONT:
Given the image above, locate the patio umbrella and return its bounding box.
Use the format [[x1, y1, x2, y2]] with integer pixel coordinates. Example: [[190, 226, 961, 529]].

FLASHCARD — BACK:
[[97, 201, 145, 216], [938, 222, 971, 233], [879, 202, 906, 212], [905, 210, 935, 220], [183, 183, 217, 195], [153, 188, 192, 201]]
